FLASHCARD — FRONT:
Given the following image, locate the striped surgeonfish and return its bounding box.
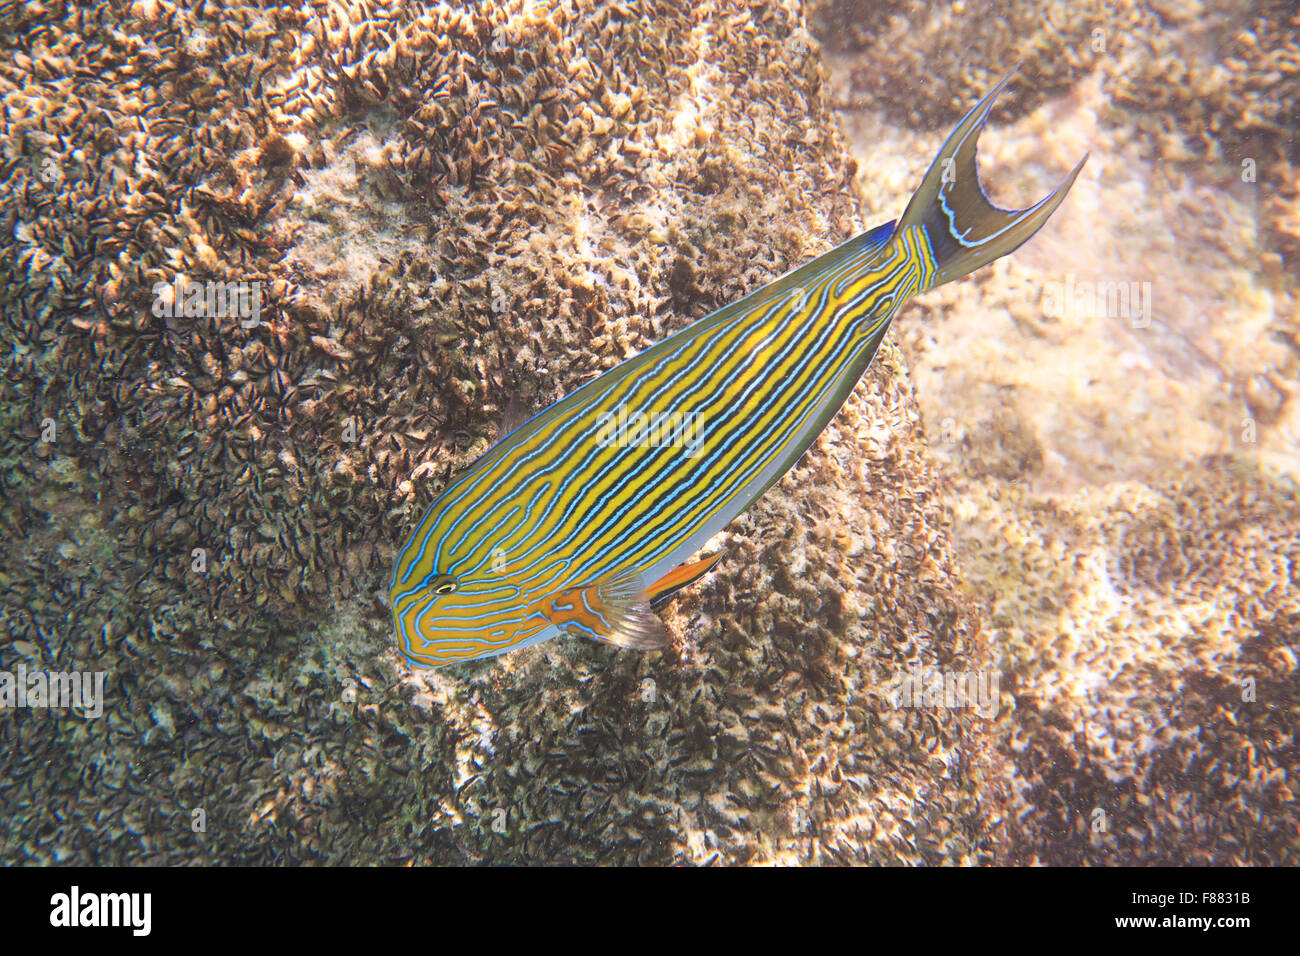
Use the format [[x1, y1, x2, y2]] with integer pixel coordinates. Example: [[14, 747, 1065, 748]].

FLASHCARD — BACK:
[[390, 69, 1087, 667]]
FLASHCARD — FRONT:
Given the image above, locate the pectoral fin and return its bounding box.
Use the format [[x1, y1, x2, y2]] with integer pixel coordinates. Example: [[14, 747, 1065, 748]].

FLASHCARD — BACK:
[[542, 567, 671, 651]]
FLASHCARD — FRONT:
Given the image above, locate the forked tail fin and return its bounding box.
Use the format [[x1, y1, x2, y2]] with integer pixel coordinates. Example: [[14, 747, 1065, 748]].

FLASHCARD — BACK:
[[898, 67, 1088, 291]]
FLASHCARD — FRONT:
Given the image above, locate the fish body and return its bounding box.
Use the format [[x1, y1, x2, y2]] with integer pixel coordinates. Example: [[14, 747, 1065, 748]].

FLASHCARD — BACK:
[[390, 70, 1086, 667]]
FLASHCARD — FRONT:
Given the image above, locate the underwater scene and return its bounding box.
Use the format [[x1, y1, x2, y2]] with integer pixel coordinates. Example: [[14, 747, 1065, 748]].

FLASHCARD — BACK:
[[1, 0, 1296, 867]]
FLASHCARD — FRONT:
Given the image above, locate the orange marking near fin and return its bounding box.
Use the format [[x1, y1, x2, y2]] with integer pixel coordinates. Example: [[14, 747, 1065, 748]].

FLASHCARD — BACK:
[[534, 584, 615, 639], [648, 551, 724, 608], [530, 566, 675, 651]]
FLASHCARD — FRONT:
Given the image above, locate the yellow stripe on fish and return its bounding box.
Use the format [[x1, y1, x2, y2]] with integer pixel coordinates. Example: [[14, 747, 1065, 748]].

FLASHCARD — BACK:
[[390, 68, 1087, 667]]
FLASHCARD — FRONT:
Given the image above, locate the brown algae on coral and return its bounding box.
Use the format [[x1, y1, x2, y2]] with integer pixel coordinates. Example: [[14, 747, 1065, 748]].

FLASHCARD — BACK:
[[817, 0, 1300, 863], [0, 0, 1296, 867]]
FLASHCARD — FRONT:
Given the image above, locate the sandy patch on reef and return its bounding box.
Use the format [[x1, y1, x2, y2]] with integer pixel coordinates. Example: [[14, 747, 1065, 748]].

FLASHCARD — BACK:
[[827, 24, 1299, 863]]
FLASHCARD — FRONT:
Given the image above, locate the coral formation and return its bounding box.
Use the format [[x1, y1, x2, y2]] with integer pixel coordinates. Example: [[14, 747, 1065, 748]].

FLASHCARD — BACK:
[[813, 0, 1300, 436], [978, 461, 1299, 864], [2, 0, 1293, 866], [814, 0, 1300, 863], [1, 0, 988, 864]]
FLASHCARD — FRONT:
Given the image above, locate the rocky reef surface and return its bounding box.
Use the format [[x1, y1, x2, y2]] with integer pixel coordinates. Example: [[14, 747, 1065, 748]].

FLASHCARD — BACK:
[[1, 0, 1294, 865], [815, 0, 1299, 863], [2, 0, 988, 864]]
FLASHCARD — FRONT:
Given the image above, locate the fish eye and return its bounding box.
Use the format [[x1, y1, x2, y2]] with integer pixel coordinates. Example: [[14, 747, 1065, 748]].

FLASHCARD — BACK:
[[431, 574, 458, 595]]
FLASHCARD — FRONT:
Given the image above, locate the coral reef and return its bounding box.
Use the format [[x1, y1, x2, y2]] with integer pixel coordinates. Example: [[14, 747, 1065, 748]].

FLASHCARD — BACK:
[[813, 0, 1300, 422], [3, 0, 1293, 867], [958, 460, 1299, 864], [815, 0, 1300, 863], [1, 0, 988, 864], [812, 0, 1128, 126]]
